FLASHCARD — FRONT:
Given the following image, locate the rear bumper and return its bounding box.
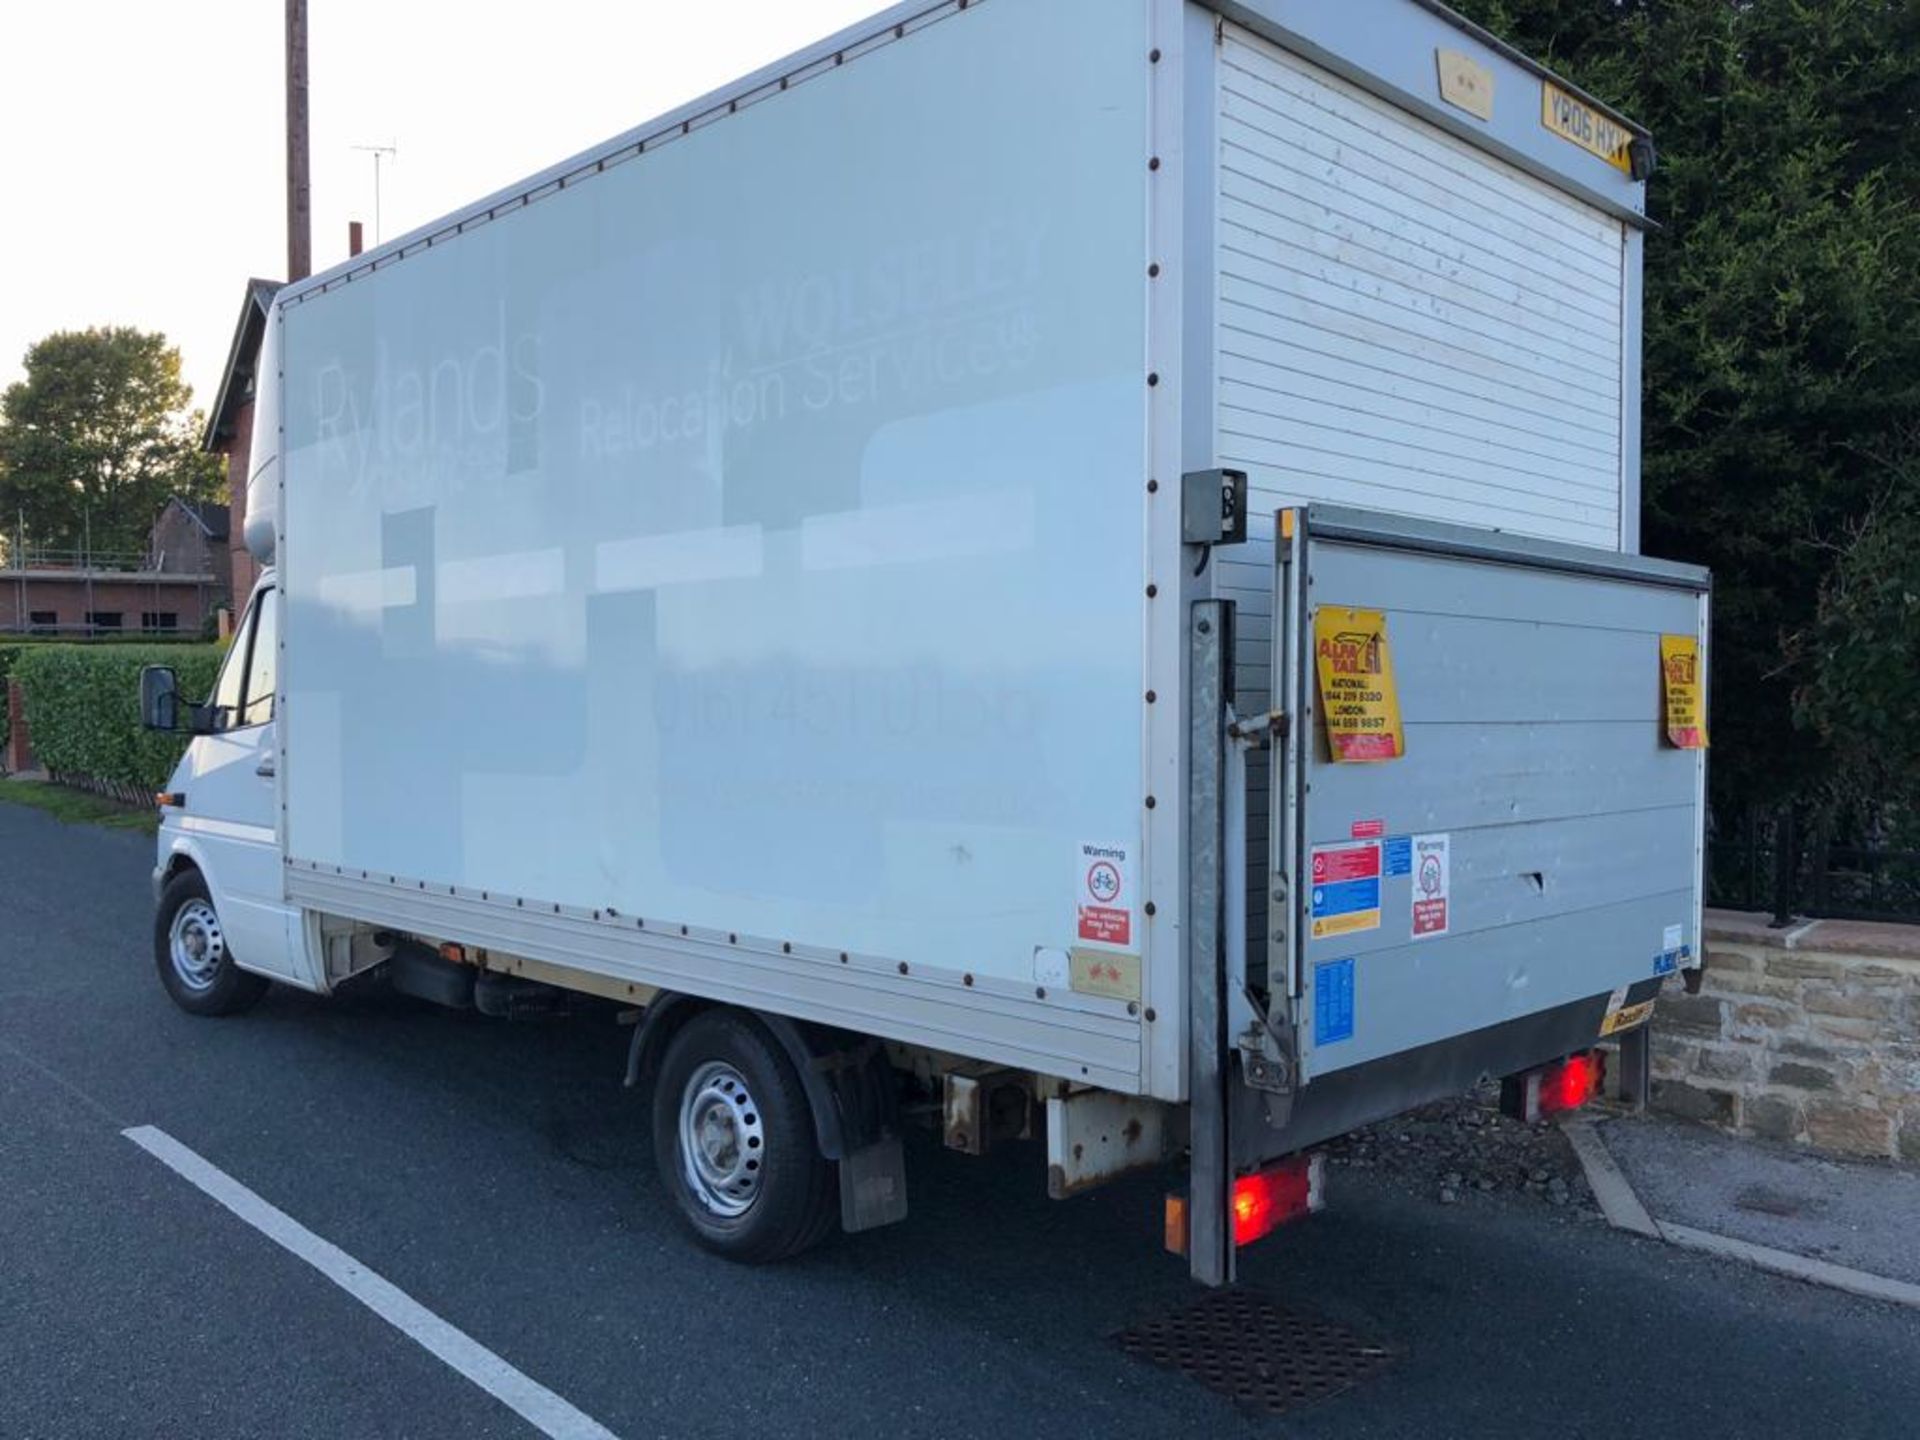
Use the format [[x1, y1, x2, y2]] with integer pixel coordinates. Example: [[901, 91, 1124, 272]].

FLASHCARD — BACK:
[[1232, 979, 1662, 1165]]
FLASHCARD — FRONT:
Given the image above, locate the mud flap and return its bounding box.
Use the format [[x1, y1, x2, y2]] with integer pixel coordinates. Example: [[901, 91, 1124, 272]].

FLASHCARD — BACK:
[[839, 1136, 908, 1233]]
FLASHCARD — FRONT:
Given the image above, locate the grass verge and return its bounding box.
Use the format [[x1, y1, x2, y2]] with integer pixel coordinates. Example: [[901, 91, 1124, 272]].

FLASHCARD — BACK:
[[0, 778, 158, 834]]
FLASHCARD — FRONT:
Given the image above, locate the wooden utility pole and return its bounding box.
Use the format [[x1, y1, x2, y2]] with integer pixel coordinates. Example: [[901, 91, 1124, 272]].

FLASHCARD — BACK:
[[286, 0, 312, 281]]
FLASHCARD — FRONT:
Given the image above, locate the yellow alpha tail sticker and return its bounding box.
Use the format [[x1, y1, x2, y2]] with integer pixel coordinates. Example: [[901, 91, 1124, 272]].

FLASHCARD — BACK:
[[1600, 984, 1655, 1037], [1314, 607, 1404, 762], [1659, 634, 1707, 749]]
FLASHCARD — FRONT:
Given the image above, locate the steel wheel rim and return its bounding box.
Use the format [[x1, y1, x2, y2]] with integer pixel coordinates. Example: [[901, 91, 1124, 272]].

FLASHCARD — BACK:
[[169, 900, 225, 992], [677, 1060, 765, 1217]]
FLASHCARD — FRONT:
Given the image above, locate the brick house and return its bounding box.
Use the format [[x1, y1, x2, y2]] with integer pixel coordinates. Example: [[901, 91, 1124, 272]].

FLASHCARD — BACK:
[[0, 552, 219, 636], [202, 278, 282, 609], [149, 497, 233, 599], [0, 494, 227, 636]]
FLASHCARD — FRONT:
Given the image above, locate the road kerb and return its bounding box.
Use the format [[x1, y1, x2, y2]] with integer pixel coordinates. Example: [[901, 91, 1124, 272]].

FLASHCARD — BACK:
[[1558, 1117, 1659, 1237]]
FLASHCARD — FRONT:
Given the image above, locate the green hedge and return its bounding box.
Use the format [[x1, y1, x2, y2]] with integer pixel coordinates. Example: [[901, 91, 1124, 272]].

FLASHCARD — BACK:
[[14, 644, 223, 791], [1, 635, 208, 756], [0, 642, 25, 744]]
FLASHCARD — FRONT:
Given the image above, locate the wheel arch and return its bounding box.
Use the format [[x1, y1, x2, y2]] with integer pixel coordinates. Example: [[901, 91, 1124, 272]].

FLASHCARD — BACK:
[[158, 847, 203, 886], [625, 995, 897, 1162]]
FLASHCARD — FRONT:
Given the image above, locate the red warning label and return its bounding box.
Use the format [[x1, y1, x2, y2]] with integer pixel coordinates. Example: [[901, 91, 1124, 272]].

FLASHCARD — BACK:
[[1076, 841, 1134, 948], [1312, 841, 1381, 885], [1077, 906, 1130, 945]]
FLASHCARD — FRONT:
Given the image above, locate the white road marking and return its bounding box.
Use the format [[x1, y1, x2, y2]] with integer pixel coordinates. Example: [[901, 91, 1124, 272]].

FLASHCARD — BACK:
[[122, 1125, 621, 1440]]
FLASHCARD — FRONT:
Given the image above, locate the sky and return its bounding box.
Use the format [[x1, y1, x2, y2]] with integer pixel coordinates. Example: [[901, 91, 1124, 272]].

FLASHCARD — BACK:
[[0, 0, 877, 417]]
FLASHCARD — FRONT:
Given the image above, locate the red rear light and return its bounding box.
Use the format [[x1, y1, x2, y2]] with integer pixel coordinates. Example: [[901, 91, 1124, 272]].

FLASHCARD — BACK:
[[1232, 1153, 1326, 1246], [1165, 1154, 1327, 1257], [1501, 1051, 1605, 1124]]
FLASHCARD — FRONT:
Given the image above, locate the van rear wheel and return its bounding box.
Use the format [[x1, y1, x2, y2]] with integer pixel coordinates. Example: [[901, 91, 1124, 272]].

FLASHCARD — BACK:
[[154, 870, 269, 1016], [651, 1009, 837, 1263]]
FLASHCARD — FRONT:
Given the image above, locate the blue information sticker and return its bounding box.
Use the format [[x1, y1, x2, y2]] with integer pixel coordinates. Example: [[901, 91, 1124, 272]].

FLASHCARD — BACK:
[[1312, 877, 1381, 918], [1652, 943, 1694, 977], [1314, 957, 1356, 1045], [1383, 836, 1413, 877]]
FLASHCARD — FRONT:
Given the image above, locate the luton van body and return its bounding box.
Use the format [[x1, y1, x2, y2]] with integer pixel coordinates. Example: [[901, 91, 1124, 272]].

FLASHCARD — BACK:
[[142, 0, 1706, 1283]]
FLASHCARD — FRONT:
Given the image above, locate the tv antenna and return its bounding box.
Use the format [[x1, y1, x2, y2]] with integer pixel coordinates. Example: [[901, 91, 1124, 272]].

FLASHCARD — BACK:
[[351, 140, 398, 242]]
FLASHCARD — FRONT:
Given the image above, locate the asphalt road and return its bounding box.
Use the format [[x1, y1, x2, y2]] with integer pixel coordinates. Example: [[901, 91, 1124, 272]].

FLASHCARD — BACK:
[[2, 800, 1916, 1439]]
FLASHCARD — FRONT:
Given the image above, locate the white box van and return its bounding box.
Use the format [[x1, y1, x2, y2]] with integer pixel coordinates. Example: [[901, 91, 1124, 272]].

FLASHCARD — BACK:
[[142, 0, 1704, 1283]]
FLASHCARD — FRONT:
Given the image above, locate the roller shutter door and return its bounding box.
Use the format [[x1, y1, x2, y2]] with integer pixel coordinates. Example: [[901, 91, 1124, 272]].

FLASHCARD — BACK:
[[1215, 25, 1627, 550]]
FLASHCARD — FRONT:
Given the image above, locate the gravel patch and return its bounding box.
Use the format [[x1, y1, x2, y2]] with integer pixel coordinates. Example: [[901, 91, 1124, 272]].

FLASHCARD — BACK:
[[1322, 1082, 1599, 1218]]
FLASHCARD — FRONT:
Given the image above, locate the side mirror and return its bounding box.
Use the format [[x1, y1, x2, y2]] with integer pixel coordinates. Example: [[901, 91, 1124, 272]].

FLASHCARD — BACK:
[[139, 665, 180, 732]]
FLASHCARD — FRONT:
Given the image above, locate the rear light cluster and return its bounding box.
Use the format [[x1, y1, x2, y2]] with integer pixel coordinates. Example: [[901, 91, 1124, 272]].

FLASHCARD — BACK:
[[1500, 1050, 1605, 1124], [1165, 1152, 1325, 1256], [1231, 1155, 1325, 1245]]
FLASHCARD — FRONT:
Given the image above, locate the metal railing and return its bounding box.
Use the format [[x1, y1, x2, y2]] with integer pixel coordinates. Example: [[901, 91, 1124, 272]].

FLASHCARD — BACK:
[[1709, 804, 1920, 926], [0, 543, 155, 573], [0, 621, 197, 638]]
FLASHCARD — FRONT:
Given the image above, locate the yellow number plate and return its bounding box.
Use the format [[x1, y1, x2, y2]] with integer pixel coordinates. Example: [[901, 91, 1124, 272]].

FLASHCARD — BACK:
[[1541, 81, 1634, 172]]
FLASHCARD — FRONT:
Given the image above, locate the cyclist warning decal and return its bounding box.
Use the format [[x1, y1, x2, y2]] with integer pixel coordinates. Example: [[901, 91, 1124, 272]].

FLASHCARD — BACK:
[[1660, 634, 1708, 749], [1314, 607, 1404, 762], [1075, 840, 1134, 948], [1411, 833, 1450, 938], [1310, 840, 1382, 939]]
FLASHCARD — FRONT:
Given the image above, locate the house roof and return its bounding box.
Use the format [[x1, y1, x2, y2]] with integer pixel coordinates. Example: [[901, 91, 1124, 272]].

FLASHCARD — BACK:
[[162, 496, 231, 542], [201, 277, 282, 453]]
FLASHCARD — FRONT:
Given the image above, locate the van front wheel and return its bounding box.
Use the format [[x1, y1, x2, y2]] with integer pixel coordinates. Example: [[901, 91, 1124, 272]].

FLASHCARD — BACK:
[[154, 870, 269, 1016]]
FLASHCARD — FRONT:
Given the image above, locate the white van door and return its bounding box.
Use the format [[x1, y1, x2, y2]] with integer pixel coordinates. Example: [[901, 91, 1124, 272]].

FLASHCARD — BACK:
[[178, 585, 302, 982]]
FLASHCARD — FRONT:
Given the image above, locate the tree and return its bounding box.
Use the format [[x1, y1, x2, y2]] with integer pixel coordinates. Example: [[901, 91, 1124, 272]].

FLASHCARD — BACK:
[[0, 327, 222, 564], [1791, 459, 1920, 796], [1449, 0, 1920, 817]]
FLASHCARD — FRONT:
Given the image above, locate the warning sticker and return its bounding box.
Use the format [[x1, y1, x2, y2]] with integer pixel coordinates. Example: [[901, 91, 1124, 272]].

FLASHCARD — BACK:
[[1314, 607, 1405, 762], [1075, 841, 1134, 949], [1660, 634, 1708, 749], [1411, 833, 1450, 938], [1310, 840, 1382, 939], [1351, 818, 1385, 839]]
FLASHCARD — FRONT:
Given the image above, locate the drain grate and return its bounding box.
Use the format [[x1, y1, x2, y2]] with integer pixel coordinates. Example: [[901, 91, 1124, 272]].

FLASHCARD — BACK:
[[1114, 1288, 1396, 1414]]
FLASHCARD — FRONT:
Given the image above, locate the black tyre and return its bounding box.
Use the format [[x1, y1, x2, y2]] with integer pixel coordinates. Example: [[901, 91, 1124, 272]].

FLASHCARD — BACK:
[[153, 869, 270, 1017], [651, 1009, 837, 1263]]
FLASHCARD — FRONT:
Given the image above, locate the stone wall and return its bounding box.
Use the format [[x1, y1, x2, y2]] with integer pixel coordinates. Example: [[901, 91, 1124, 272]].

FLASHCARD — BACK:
[[1651, 910, 1920, 1161]]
